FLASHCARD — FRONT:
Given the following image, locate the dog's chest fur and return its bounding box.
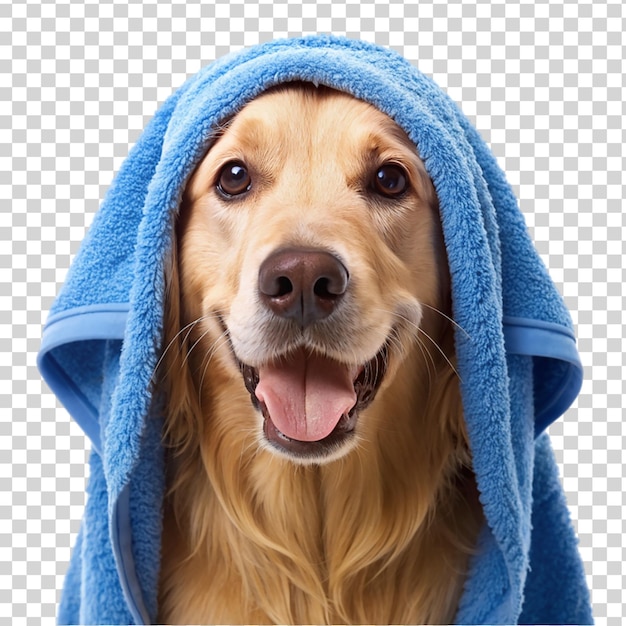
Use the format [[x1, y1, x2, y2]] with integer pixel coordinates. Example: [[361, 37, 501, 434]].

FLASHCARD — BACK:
[[157, 371, 482, 625]]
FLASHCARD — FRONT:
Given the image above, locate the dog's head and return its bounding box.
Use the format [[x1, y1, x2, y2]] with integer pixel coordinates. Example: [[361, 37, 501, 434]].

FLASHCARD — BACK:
[[167, 83, 451, 464]]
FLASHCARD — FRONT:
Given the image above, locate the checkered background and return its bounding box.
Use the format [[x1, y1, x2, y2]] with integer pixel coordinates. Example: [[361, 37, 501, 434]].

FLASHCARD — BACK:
[[2, 0, 624, 622]]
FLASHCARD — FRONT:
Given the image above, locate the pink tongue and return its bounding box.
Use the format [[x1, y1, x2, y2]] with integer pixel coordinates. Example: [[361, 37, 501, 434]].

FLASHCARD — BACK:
[[255, 349, 358, 442]]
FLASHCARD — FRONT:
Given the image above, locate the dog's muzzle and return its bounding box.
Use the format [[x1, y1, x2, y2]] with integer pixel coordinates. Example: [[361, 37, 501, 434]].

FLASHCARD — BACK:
[[233, 246, 389, 462]]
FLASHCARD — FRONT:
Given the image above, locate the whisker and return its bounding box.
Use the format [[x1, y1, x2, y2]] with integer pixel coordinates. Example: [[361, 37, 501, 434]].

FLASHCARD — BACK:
[[152, 310, 225, 383], [199, 331, 230, 381], [416, 327, 462, 383], [183, 323, 216, 368], [151, 317, 204, 383], [197, 332, 230, 408], [372, 304, 470, 343], [371, 306, 461, 382], [412, 333, 435, 386], [420, 302, 471, 340]]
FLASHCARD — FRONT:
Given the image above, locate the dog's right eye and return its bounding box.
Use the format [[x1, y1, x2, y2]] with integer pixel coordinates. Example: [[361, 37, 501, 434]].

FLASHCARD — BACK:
[[373, 163, 409, 198], [216, 161, 251, 197]]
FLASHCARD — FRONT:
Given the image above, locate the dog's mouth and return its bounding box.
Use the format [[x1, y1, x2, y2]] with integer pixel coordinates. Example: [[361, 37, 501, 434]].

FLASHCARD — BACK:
[[240, 344, 389, 461]]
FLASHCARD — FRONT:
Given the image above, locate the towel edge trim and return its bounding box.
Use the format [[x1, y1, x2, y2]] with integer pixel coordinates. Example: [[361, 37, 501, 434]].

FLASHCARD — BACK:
[[38, 305, 581, 443], [111, 484, 150, 625], [37, 304, 129, 454], [503, 315, 583, 435]]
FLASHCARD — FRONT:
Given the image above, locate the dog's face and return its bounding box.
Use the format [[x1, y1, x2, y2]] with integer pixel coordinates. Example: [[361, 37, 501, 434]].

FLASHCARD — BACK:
[[177, 83, 447, 464]]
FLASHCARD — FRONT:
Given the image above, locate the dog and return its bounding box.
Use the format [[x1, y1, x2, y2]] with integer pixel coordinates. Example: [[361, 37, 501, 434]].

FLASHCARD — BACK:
[[156, 82, 483, 624]]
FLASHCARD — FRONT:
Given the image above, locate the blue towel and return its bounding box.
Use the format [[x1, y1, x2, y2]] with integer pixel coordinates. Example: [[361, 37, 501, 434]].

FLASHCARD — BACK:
[[38, 35, 592, 625]]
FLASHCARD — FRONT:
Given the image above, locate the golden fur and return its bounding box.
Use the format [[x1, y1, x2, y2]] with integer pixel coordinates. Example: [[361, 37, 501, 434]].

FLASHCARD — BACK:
[[157, 84, 483, 624]]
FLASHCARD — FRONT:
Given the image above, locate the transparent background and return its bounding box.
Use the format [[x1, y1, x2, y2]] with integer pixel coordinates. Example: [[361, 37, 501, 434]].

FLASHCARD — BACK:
[[2, 0, 624, 622]]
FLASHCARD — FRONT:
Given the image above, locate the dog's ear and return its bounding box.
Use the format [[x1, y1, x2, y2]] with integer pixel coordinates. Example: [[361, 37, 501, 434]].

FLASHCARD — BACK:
[[423, 311, 471, 467], [159, 204, 204, 453]]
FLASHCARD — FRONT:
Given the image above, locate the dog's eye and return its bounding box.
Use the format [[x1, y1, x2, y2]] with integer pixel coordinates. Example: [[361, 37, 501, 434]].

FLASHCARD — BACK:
[[373, 164, 409, 197], [217, 161, 251, 197]]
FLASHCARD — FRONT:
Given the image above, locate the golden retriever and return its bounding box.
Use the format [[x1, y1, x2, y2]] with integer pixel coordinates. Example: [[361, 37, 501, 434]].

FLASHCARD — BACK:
[[156, 82, 483, 624]]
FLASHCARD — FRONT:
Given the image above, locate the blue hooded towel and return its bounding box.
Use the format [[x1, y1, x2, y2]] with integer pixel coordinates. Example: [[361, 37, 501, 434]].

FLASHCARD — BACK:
[[38, 35, 592, 625]]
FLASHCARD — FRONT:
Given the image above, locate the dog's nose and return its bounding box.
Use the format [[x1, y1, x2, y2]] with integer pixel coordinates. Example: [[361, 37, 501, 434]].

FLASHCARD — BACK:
[[258, 249, 349, 328]]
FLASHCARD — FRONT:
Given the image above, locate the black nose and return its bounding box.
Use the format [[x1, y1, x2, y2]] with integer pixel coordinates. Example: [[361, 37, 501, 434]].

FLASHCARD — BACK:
[[258, 249, 349, 328]]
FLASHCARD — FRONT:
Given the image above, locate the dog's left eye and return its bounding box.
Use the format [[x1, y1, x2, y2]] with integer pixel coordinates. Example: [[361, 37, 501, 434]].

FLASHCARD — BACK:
[[373, 164, 409, 197], [217, 161, 252, 197]]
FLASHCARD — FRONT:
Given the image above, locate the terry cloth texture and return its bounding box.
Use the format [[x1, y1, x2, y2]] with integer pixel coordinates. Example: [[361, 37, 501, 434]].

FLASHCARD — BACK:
[[38, 35, 592, 625]]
